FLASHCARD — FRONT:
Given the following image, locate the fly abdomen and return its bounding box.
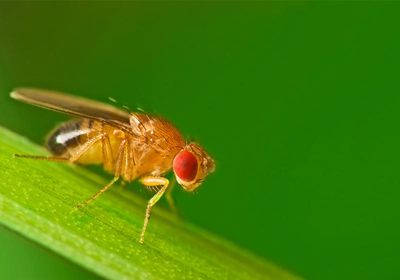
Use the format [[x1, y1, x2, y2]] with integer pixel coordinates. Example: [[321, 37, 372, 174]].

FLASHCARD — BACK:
[[46, 119, 94, 156]]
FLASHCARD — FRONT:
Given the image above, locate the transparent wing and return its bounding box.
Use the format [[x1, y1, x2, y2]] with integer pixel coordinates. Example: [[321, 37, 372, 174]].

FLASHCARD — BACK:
[[11, 88, 132, 131]]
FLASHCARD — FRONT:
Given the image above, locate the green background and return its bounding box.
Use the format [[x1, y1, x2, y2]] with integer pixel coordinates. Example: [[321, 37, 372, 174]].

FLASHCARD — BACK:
[[0, 2, 399, 280]]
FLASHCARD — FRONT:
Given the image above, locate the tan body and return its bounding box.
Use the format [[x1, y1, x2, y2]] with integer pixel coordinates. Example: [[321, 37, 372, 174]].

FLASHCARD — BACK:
[[47, 114, 185, 182]]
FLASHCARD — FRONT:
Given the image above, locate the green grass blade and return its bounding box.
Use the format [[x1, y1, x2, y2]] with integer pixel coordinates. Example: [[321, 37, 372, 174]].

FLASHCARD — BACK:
[[0, 126, 301, 280]]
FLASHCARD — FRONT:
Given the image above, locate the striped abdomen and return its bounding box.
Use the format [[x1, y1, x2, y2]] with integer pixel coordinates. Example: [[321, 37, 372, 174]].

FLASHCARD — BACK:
[[45, 116, 185, 181], [46, 119, 94, 156], [46, 119, 123, 170]]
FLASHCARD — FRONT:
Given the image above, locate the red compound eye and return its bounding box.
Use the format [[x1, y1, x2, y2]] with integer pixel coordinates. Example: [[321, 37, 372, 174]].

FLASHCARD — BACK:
[[173, 150, 198, 182]]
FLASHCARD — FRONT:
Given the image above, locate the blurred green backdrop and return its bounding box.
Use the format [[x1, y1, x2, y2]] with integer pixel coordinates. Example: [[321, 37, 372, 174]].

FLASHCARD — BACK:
[[0, 2, 399, 280]]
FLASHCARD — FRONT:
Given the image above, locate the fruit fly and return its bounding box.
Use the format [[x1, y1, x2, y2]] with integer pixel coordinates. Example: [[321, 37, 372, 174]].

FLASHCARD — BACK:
[[10, 88, 215, 243]]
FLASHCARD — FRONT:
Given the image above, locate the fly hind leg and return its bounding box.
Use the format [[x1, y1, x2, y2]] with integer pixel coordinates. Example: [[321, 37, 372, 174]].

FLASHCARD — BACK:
[[14, 154, 69, 162], [14, 133, 105, 163], [74, 138, 129, 210]]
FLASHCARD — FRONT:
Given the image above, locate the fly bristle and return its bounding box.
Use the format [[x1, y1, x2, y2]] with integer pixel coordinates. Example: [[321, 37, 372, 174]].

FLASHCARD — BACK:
[[147, 185, 162, 192]]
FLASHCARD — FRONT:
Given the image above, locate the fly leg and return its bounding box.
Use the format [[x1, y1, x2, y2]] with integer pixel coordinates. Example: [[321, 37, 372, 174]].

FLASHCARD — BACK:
[[14, 154, 69, 162], [68, 134, 104, 162], [74, 176, 119, 210], [165, 176, 179, 215], [138, 176, 169, 244], [74, 138, 127, 210], [101, 134, 114, 172], [14, 133, 105, 163]]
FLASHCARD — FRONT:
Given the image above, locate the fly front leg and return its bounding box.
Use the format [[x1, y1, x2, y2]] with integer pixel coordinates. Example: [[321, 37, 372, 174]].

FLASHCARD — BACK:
[[138, 176, 169, 244], [165, 176, 179, 215]]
